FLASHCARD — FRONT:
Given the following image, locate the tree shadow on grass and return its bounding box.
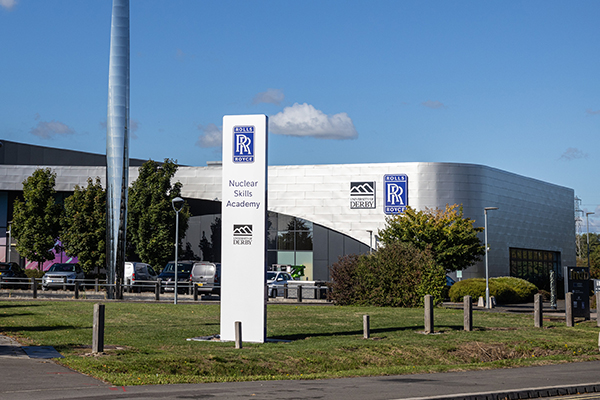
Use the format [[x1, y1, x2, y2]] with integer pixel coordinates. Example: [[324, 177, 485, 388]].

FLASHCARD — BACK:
[[0, 303, 42, 309], [270, 324, 468, 341], [0, 312, 36, 319], [0, 325, 81, 334]]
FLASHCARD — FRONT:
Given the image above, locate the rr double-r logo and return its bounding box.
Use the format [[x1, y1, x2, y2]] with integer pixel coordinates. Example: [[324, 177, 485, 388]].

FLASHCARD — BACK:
[[384, 174, 407, 214], [233, 126, 254, 163]]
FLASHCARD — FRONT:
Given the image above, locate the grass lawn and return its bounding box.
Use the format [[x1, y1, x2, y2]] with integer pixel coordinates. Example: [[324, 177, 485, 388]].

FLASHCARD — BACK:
[[1, 300, 599, 386]]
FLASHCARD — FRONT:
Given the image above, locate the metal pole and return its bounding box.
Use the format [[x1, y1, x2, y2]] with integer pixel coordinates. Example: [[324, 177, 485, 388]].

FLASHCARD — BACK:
[[586, 212, 594, 269], [174, 209, 179, 305], [485, 209, 490, 309], [367, 230, 373, 254], [7, 221, 11, 262]]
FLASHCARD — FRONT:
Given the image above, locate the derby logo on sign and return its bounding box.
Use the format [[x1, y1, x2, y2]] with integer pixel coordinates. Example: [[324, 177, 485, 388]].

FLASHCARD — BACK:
[[233, 126, 254, 163], [384, 174, 407, 214], [233, 224, 252, 245], [350, 181, 376, 209]]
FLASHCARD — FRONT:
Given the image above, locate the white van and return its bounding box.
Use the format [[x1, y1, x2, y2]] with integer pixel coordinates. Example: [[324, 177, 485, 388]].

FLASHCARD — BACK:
[[124, 262, 158, 292]]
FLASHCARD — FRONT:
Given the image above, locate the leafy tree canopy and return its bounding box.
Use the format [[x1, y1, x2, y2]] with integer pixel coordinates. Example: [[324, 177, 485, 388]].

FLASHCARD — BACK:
[[127, 159, 190, 270], [576, 233, 600, 278], [378, 204, 485, 273], [62, 177, 106, 275], [12, 168, 62, 268]]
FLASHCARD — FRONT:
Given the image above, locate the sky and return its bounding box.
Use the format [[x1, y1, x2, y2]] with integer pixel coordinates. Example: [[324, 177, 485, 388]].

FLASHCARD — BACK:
[[1, 0, 598, 233]]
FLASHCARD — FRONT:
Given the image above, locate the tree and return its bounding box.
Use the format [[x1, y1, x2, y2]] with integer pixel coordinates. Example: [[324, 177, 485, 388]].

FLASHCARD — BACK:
[[127, 159, 190, 269], [378, 204, 485, 273], [12, 168, 63, 269], [61, 178, 106, 275], [576, 233, 600, 278], [199, 217, 221, 262]]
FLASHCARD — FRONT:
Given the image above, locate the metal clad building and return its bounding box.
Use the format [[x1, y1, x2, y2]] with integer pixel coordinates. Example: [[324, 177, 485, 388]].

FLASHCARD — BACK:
[[0, 141, 575, 288]]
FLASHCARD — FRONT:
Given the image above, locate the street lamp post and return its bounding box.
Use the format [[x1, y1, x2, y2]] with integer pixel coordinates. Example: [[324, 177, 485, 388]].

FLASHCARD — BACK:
[[484, 207, 499, 309], [586, 212, 595, 269], [7, 221, 12, 264], [172, 197, 184, 305], [367, 230, 373, 254]]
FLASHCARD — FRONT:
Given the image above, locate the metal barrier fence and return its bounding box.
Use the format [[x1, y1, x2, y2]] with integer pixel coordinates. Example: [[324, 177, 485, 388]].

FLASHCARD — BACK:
[[0, 277, 331, 303]]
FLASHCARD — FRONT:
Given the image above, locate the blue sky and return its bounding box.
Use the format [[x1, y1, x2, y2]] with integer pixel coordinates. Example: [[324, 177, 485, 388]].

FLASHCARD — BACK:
[[1, 0, 598, 232]]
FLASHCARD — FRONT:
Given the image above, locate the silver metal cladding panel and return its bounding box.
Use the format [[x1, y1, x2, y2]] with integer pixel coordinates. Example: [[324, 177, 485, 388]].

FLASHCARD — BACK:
[[0, 161, 575, 279], [106, 0, 130, 292]]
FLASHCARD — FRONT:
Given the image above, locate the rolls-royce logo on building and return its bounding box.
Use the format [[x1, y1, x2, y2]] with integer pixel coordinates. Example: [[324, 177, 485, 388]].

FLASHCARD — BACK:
[[384, 174, 407, 214], [233, 126, 254, 163], [350, 181, 376, 209], [233, 224, 253, 245]]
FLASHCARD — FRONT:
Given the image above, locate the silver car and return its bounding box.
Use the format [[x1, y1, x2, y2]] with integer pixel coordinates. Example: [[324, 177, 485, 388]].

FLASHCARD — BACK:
[[267, 271, 294, 297], [42, 263, 85, 291]]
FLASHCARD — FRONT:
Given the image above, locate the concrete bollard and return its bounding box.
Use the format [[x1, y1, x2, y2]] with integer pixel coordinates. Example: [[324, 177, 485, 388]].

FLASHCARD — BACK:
[[424, 295, 434, 334], [464, 295, 472, 331], [477, 296, 485, 307], [155, 281, 160, 301], [95, 278, 99, 292], [92, 303, 105, 353], [235, 321, 242, 349], [31, 278, 37, 299], [566, 292, 574, 327], [363, 315, 370, 339], [534, 294, 543, 328], [297, 286, 302, 303]]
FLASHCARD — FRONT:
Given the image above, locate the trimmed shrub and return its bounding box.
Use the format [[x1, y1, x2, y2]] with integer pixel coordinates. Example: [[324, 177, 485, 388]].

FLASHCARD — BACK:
[[448, 276, 538, 304], [330, 241, 445, 307], [24, 269, 45, 279]]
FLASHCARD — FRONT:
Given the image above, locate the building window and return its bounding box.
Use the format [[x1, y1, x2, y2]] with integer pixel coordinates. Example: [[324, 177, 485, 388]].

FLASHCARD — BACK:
[[267, 212, 313, 279], [509, 247, 561, 291]]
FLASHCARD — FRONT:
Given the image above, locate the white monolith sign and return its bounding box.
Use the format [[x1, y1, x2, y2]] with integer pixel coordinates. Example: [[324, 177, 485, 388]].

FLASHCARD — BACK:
[[220, 115, 268, 343]]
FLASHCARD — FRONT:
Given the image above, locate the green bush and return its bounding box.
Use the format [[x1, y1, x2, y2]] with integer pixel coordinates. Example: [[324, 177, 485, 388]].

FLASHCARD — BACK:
[[448, 276, 538, 304], [330, 242, 445, 307], [24, 269, 45, 279]]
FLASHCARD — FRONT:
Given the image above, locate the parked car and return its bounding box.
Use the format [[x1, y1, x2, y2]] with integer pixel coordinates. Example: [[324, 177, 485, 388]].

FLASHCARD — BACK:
[[124, 262, 158, 292], [189, 262, 221, 296], [267, 271, 294, 297], [0, 262, 29, 289], [42, 263, 85, 291], [158, 261, 195, 294]]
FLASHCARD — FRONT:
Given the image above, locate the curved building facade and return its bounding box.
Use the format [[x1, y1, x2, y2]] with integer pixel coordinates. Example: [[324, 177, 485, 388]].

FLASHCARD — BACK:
[[0, 141, 575, 289]]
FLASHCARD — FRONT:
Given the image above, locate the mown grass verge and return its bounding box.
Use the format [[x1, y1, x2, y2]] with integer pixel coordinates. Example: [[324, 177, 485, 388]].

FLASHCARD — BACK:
[[1, 300, 599, 386]]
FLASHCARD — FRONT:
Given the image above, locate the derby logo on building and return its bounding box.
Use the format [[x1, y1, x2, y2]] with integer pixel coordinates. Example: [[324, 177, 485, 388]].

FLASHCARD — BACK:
[[233, 126, 254, 163], [384, 174, 407, 214], [233, 224, 253, 245], [350, 181, 376, 209]]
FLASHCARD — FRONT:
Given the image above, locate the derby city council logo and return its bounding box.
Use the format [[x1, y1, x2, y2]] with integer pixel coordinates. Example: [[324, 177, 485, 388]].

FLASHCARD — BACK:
[[384, 174, 407, 214], [233, 224, 253, 245], [350, 181, 376, 209], [233, 126, 254, 163]]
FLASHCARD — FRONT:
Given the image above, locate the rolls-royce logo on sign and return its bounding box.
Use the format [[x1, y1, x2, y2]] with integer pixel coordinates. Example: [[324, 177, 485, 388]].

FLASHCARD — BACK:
[[350, 181, 376, 209], [233, 224, 252, 245], [233, 126, 254, 163], [384, 174, 407, 214]]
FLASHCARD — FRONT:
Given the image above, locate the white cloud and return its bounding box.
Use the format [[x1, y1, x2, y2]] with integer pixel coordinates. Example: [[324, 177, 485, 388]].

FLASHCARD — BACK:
[[421, 100, 447, 109], [0, 0, 17, 11], [586, 109, 600, 116], [252, 88, 284, 106], [269, 103, 358, 140], [559, 147, 588, 161], [196, 123, 222, 148], [99, 118, 140, 139], [30, 120, 75, 139]]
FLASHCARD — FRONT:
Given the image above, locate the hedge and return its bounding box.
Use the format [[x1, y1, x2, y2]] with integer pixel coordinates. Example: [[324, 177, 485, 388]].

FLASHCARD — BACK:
[[448, 276, 538, 304]]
